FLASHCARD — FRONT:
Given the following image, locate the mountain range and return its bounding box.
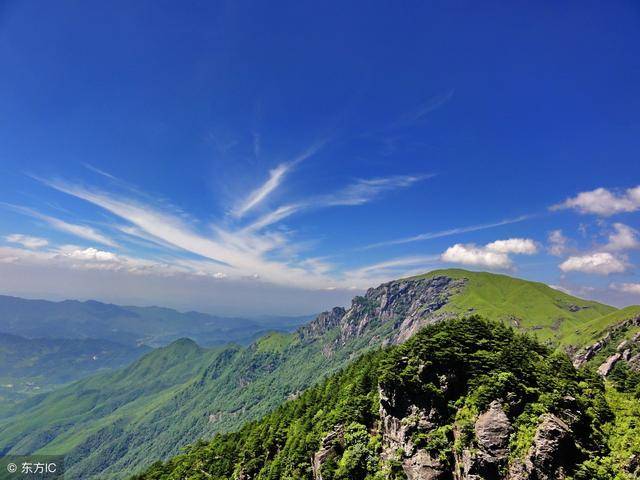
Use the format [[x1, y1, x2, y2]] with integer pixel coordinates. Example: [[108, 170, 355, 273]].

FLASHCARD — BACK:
[[0, 294, 310, 348], [0, 295, 310, 405], [1, 269, 639, 479]]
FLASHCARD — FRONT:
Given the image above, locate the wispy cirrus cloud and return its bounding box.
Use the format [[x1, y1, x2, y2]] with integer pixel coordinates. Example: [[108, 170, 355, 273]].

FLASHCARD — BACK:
[[232, 163, 291, 218], [390, 89, 455, 129], [34, 178, 335, 288], [231, 141, 327, 218], [5, 233, 49, 249], [82, 163, 117, 180], [2, 203, 118, 247], [245, 174, 429, 232], [341, 255, 441, 288], [30, 171, 431, 289], [319, 175, 429, 207], [362, 214, 534, 250]]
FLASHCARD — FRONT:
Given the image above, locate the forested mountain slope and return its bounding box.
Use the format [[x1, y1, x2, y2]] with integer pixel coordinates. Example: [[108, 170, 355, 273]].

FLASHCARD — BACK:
[[0, 333, 150, 403], [0, 269, 636, 479], [135, 317, 638, 479]]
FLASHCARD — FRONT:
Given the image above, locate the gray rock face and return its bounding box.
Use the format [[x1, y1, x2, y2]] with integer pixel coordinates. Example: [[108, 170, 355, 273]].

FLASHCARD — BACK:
[[298, 307, 346, 340], [454, 401, 512, 480], [378, 384, 448, 480], [597, 353, 622, 376], [312, 426, 344, 480], [571, 336, 608, 368], [403, 450, 449, 480], [337, 275, 463, 347], [475, 401, 511, 458], [527, 414, 572, 476], [571, 313, 640, 368], [629, 352, 640, 371], [509, 414, 574, 480], [301, 275, 464, 358]]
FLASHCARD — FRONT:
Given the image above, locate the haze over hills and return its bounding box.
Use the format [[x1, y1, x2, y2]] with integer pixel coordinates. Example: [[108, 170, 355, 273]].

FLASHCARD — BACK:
[[0, 295, 310, 348], [0, 295, 310, 407], [0, 334, 151, 404], [1, 269, 638, 479]]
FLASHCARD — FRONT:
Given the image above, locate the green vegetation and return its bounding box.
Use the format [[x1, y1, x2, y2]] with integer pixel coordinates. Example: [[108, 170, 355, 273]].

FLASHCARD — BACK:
[[1, 269, 638, 479], [411, 269, 616, 344], [562, 306, 640, 347], [0, 333, 150, 405], [0, 294, 307, 348], [133, 317, 616, 480], [597, 386, 640, 476]]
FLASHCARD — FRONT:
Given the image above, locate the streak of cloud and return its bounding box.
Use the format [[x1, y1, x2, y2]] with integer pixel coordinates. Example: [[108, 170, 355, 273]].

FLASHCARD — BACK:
[[2, 203, 118, 247], [361, 214, 534, 250]]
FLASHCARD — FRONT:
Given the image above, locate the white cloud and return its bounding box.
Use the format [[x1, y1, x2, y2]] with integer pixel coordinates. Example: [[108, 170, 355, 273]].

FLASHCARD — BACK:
[[441, 244, 512, 269], [547, 230, 568, 256], [0, 243, 229, 279], [232, 141, 326, 218], [604, 223, 640, 251], [46, 219, 118, 247], [36, 179, 339, 288], [232, 163, 290, 218], [62, 247, 119, 262], [244, 204, 302, 231], [485, 238, 538, 254], [3, 204, 117, 247], [440, 237, 538, 269], [548, 284, 571, 294], [552, 185, 640, 216], [5, 234, 49, 249], [244, 174, 429, 232], [559, 252, 628, 275], [321, 175, 429, 207], [610, 282, 640, 295], [362, 214, 533, 250]]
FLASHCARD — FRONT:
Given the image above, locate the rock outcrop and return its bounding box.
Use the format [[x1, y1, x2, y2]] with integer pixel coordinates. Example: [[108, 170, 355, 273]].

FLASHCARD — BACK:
[[298, 307, 346, 340], [508, 414, 575, 480], [312, 426, 344, 480], [455, 401, 512, 479], [298, 276, 463, 359], [378, 383, 449, 480], [571, 313, 640, 370], [598, 352, 622, 376]]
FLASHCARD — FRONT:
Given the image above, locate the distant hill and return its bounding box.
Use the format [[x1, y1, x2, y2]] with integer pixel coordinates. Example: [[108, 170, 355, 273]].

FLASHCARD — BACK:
[[0, 333, 151, 404], [0, 269, 637, 479], [0, 295, 309, 347]]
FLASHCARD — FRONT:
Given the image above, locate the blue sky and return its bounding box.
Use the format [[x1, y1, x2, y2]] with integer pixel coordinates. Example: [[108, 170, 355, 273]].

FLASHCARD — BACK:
[[1, 1, 639, 314]]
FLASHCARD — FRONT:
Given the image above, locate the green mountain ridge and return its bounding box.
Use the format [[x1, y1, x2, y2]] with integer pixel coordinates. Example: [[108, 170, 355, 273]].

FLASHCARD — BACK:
[[0, 295, 308, 348], [0, 333, 151, 405], [134, 316, 637, 479], [0, 269, 638, 479]]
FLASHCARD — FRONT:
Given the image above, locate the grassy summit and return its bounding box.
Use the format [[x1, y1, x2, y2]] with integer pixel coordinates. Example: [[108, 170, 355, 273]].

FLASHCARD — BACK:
[[410, 269, 616, 344]]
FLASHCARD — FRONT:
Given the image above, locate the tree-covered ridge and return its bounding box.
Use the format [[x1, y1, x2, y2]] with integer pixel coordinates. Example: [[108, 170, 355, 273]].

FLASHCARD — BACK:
[[134, 316, 630, 480]]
